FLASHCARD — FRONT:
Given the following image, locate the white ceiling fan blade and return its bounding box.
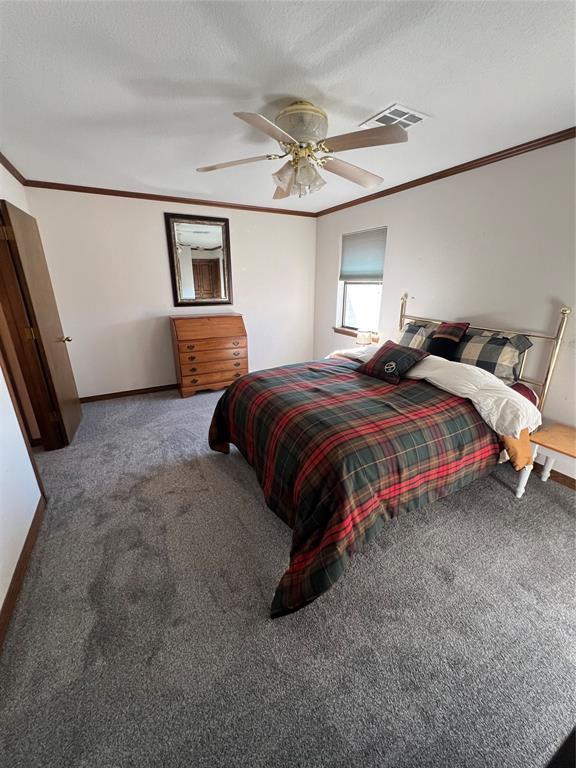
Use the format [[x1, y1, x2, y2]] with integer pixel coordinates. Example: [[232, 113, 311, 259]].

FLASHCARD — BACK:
[[322, 157, 383, 188], [323, 124, 407, 153], [234, 112, 297, 145], [197, 154, 274, 172]]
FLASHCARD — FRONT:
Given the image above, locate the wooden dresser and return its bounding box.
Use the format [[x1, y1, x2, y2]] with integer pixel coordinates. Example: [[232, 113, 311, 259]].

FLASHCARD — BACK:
[[170, 314, 248, 397]]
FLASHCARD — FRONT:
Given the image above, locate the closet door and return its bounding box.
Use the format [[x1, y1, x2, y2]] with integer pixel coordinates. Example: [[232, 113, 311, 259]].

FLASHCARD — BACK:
[[0, 201, 81, 447]]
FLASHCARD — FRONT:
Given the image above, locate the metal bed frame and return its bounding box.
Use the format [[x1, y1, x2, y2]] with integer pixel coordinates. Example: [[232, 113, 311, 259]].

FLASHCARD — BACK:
[[399, 293, 572, 410]]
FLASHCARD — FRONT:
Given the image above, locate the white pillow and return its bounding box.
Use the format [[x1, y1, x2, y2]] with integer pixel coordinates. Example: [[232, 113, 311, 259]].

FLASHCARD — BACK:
[[407, 356, 541, 438], [326, 345, 379, 363]]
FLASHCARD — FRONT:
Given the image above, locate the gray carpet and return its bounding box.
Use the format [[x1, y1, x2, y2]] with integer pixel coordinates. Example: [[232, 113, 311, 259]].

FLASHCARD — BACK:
[[0, 391, 574, 768]]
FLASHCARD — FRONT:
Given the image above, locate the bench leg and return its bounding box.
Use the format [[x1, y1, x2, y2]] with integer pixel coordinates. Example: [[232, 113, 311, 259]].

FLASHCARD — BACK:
[[516, 444, 539, 499], [541, 455, 555, 482]]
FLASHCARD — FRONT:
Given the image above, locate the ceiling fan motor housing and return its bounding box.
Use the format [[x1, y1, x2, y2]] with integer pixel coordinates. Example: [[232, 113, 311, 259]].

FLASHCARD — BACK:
[[275, 101, 328, 145]]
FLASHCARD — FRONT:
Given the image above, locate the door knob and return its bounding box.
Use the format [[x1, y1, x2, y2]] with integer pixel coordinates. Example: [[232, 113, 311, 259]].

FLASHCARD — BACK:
[[59, 336, 73, 343]]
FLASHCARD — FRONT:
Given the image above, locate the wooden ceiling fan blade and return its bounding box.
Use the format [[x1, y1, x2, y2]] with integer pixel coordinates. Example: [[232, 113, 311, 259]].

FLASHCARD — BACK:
[[322, 157, 383, 188], [234, 112, 297, 145], [323, 124, 407, 153], [197, 154, 274, 172]]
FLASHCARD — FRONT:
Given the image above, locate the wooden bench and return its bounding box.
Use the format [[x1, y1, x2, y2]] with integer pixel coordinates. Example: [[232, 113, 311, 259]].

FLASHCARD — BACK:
[[516, 423, 576, 499]]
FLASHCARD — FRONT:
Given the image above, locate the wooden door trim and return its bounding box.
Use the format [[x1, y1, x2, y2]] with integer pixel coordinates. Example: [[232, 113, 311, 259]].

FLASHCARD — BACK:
[[1, 201, 82, 447], [0, 331, 36, 445], [2, 204, 64, 423], [0, 214, 65, 449]]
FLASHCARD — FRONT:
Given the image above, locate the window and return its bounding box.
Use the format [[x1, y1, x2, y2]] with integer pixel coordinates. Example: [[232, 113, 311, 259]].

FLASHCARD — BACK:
[[342, 282, 383, 331], [338, 227, 387, 331]]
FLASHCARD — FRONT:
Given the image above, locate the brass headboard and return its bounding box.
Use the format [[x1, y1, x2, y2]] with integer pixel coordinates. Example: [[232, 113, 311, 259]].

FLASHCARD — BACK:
[[398, 293, 572, 409]]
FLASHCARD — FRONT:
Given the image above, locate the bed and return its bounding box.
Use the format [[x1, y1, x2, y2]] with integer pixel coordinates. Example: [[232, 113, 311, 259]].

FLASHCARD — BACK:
[[209, 296, 571, 617]]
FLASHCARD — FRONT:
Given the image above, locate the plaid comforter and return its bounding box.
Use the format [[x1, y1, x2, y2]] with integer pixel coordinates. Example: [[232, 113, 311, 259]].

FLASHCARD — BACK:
[[209, 359, 500, 617]]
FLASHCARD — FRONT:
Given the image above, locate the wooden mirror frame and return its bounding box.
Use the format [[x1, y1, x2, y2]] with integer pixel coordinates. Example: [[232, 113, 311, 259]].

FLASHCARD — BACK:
[[164, 212, 233, 307]]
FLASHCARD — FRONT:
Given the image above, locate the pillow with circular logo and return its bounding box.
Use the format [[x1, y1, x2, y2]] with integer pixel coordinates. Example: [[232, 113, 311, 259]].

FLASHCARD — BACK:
[[357, 340, 429, 384]]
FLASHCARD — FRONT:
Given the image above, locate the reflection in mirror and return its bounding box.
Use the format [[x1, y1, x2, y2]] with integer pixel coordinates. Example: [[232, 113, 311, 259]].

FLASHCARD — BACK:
[[165, 214, 232, 306]]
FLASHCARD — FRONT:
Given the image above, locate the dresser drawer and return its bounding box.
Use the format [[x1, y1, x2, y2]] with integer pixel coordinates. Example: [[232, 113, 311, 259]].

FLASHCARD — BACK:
[[181, 359, 247, 376], [182, 370, 245, 387], [179, 347, 247, 364], [174, 316, 245, 340], [177, 337, 246, 353]]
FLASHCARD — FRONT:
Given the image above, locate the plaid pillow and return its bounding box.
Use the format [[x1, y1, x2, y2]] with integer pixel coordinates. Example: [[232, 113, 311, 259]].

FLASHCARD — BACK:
[[396, 322, 437, 350], [428, 322, 470, 360], [358, 340, 429, 384], [461, 330, 532, 352], [454, 333, 532, 383]]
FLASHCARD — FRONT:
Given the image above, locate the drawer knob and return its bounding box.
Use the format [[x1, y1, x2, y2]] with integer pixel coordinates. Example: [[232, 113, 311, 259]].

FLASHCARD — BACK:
[[233, 351, 240, 357], [190, 377, 198, 384], [188, 355, 196, 361], [189, 367, 197, 372], [234, 362, 240, 367], [232, 341, 239, 347], [187, 344, 195, 350], [234, 373, 241, 378]]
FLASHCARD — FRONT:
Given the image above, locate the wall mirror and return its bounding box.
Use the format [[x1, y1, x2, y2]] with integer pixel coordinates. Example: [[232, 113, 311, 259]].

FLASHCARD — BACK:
[[165, 213, 232, 306]]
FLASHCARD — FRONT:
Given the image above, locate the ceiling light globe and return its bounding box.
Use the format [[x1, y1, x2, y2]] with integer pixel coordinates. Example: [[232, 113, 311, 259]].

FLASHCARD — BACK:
[[295, 158, 317, 187], [275, 101, 328, 145]]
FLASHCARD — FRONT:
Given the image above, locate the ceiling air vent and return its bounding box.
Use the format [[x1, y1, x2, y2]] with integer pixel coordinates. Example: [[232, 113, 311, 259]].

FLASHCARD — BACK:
[[361, 103, 428, 130]]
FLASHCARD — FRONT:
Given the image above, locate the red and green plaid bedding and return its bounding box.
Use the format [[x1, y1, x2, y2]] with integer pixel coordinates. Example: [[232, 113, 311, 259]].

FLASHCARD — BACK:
[[209, 359, 500, 617]]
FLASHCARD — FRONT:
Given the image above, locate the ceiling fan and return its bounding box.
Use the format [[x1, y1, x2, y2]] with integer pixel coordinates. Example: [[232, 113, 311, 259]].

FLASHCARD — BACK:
[[196, 100, 408, 199]]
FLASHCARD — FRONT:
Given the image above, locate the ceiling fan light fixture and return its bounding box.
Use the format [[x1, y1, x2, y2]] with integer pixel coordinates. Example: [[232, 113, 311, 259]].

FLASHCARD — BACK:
[[275, 100, 328, 145], [295, 157, 317, 187], [293, 158, 325, 197], [199, 101, 408, 201], [272, 160, 295, 191]]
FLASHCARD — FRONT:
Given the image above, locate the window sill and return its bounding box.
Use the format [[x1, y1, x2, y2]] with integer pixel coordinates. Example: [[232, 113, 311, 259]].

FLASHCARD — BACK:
[[332, 326, 357, 338], [332, 327, 380, 343]]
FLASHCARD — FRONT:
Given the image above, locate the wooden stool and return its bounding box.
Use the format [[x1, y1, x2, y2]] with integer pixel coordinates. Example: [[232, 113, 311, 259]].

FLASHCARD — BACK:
[[516, 423, 576, 499]]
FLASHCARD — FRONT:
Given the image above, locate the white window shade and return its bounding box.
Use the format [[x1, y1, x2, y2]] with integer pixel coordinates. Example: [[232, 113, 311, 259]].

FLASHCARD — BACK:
[[339, 228, 387, 281]]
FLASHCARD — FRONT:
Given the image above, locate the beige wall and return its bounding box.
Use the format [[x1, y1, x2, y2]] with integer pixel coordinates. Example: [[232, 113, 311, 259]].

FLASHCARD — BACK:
[[0, 363, 42, 608], [315, 140, 575, 433], [6, 140, 576, 478], [26, 190, 317, 397], [0, 165, 30, 213]]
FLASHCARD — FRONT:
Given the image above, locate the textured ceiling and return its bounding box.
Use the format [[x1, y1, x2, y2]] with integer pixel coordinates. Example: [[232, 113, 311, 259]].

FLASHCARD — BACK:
[[0, 1, 574, 213]]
